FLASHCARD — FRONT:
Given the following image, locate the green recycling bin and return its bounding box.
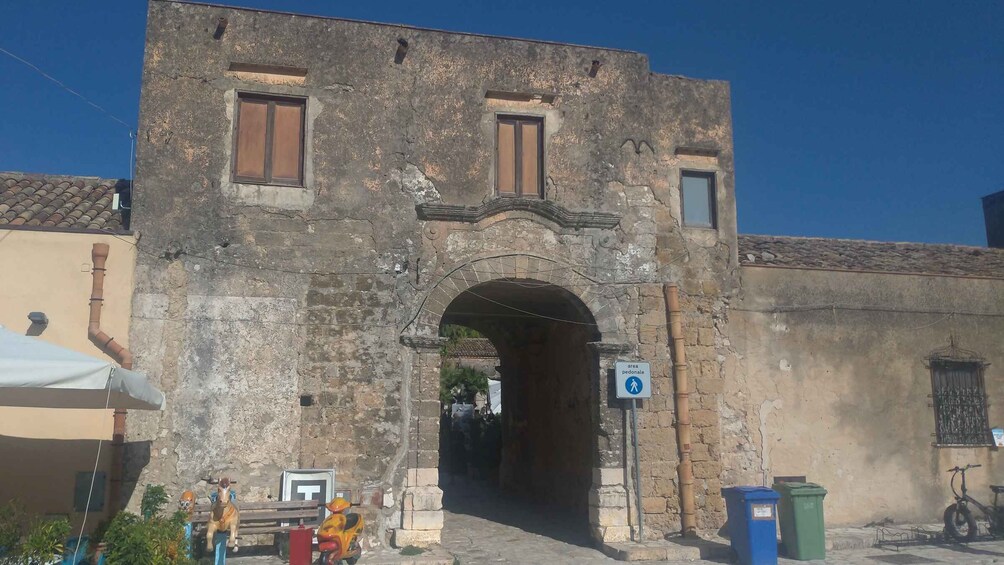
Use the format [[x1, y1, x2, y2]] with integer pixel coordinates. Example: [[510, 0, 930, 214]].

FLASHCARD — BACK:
[[773, 482, 827, 560]]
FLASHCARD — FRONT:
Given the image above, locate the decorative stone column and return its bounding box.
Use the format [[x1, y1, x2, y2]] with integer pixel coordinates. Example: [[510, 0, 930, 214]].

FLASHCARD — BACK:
[[394, 336, 447, 547], [588, 341, 633, 544]]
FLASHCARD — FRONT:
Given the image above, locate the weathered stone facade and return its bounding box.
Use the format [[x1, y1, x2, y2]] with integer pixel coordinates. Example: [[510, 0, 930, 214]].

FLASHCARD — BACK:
[[128, 0, 738, 547]]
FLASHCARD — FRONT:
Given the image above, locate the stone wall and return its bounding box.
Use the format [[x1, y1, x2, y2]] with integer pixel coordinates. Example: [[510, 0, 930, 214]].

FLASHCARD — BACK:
[[634, 284, 727, 533], [128, 0, 738, 545], [725, 265, 1004, 525]]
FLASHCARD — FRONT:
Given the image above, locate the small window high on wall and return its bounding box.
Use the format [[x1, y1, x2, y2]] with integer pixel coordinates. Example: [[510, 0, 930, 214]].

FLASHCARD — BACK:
[[681, 171, 716, 228], [496, 115, 543, 198], [233, 93, 305, 186]]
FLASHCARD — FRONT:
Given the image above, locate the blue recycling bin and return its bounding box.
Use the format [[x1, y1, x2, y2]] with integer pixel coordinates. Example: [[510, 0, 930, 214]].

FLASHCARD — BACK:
[[723, 486, 780, 565]]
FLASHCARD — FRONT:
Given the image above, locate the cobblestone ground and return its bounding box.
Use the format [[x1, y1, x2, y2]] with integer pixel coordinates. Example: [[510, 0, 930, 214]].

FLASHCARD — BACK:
[[440, 478, 1004, 564], [778, 541, 1004, 564], [226, 478, 1004, 564], [441, 477, 618, 564]]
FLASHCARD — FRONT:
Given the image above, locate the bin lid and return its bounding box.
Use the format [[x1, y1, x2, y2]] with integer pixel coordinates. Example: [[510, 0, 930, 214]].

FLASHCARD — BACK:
[[774, 482, 827, 496], [723, 486, 780, 502]]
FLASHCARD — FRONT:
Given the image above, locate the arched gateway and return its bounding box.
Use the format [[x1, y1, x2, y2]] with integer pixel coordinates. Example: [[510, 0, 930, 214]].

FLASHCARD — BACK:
[[396, 254, 635, 547]]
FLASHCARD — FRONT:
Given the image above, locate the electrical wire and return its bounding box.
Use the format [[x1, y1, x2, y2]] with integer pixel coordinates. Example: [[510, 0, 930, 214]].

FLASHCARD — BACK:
[[456, 287, 599, 326], [0, 45, 133, 133]]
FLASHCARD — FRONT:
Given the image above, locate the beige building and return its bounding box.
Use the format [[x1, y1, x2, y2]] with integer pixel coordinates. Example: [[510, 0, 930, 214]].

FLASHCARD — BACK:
[[0, 173, 135, 531], [725, 235, 1004, 526]]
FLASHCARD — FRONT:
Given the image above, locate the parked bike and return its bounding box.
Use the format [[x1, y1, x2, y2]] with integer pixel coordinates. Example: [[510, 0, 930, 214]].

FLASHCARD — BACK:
[[944, 464, 1004, 541], [316, 497, 363, 565]]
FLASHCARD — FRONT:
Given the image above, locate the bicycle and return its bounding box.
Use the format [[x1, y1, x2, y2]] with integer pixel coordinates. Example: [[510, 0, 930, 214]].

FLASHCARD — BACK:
[[943, 463, 1004, 541]]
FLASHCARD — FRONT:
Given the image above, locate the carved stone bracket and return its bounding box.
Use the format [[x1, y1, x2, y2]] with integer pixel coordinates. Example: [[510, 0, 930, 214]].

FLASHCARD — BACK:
[[400, 335, 448, 351], [416, 199, 621, 230], [588, 341, 632, 357]]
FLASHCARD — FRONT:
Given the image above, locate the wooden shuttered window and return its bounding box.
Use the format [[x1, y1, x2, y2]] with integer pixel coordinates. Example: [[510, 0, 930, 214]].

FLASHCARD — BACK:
[[234, 94, 305, 186], [496, 116, 543, 198]]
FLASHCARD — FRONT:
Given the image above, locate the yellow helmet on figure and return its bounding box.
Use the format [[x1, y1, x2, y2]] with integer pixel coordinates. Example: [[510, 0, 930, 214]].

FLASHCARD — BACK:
[[326, 497, 351, 513]]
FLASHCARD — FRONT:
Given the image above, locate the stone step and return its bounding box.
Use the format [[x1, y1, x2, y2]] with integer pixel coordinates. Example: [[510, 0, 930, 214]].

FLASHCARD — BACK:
[[358, 546, 456, 565], [601, 539, 733, 562]]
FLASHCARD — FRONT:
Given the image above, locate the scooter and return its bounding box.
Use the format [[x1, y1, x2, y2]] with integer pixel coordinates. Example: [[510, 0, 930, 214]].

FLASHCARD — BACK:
[[316, 497, 363, 565]]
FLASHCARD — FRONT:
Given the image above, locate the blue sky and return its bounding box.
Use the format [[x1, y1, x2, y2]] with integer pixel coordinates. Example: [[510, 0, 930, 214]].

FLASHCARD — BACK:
[[0, 1, 1000, 245]]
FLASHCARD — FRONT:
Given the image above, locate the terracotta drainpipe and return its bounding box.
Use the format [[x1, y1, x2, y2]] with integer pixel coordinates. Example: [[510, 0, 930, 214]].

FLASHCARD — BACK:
[[89, 243, 130, 515], [665, 284, 697, 537]]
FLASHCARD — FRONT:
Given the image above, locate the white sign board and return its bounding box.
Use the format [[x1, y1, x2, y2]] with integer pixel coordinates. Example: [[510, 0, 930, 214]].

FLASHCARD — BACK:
[[615, 361, 651, 399], [281, 468, 336, 526]]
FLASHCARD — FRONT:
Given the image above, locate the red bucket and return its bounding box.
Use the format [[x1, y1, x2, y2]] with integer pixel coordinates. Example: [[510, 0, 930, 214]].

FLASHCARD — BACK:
[[288, 525, 314, 565]]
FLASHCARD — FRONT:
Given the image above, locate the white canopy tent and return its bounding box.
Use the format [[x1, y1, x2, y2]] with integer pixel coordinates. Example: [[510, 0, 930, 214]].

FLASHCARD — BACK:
[[0, 325, 164, 557], [0, 325, 164, 411]]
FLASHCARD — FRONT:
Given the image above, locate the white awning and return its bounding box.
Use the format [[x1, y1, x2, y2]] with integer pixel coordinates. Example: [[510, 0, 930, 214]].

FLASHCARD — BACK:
[[0, 326, 164, 411]]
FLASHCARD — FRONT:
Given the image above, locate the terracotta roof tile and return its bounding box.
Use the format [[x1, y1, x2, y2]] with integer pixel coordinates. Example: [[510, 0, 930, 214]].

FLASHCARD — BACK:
[[739, 234, 1004, 279], [0, 173, 128, 233], [448, 338, 499, 358]]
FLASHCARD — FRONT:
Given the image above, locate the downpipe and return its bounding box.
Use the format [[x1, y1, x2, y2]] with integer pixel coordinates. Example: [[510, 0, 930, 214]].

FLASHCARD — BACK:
[[89, 243, 132, 515], [664, 284, 697, 537]]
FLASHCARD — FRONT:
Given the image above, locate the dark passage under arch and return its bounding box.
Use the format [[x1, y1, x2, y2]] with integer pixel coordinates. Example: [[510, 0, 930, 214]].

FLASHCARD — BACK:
[[438, 278, 601, 540]]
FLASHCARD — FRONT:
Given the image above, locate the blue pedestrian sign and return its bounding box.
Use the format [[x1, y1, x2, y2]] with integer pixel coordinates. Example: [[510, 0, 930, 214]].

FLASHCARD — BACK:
[[615, 361, 651, 399], [626, 376, 644, 395]]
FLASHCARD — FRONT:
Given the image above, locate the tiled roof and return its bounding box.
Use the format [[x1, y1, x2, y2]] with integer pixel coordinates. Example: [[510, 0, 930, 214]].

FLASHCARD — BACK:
[[0, 173, 128, 232], [739, 234, 1004, 279], [448, 338, 499, 358]]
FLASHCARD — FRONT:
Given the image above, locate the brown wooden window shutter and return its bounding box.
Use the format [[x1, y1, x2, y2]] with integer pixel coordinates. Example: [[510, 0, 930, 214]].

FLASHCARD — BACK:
[[496, 116, 543, 198], [233, 94, 305, 186]]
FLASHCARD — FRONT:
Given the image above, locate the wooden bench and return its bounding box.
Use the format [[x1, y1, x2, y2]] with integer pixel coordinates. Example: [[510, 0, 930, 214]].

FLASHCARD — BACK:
[[190, 499, 323, 537]]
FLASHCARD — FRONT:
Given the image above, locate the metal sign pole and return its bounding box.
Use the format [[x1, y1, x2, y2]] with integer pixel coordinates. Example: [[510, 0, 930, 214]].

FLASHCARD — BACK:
[[631, 398, 643, 542]]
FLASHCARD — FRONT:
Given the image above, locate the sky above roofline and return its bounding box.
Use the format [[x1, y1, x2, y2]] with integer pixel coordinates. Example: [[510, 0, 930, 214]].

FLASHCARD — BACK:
[[0, 0, 1000, 246]]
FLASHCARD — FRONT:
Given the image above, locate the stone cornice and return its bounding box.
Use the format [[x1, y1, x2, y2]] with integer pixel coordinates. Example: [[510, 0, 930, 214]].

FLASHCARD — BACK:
[[416, 199, 620, 230], [588, 341, 632, 356], [400, 335, 448, 351]]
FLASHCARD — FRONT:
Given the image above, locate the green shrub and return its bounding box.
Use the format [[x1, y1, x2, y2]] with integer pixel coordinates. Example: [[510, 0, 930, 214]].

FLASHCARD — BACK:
[[0, 501, 26, 557], [102, 485, 192, 565], [103, 512, 152, 564], [141, 485, 169, 520], [440, 363, 489, 404], [18, 517, 69, 565]]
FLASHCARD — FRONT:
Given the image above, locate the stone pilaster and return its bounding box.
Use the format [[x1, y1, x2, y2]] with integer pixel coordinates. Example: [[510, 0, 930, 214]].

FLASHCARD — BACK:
[[394, 336, 447, 547], [588, 342, 633, 544]]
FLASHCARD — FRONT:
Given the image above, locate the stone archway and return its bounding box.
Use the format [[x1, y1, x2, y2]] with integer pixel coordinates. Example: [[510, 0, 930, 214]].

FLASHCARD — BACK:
[[395, 254, 634, 547]]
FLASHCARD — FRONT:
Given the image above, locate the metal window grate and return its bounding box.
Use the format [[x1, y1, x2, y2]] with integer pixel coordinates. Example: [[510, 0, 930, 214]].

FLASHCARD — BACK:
[[931, 360, 991, 446]]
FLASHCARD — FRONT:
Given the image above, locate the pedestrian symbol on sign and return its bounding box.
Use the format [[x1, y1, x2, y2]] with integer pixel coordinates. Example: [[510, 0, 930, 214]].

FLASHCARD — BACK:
[[626, 376, 643, 395]]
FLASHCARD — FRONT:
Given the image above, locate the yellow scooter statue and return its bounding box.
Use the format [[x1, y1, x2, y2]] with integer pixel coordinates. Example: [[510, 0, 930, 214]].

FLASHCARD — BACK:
[[316, 497, 363, 565]]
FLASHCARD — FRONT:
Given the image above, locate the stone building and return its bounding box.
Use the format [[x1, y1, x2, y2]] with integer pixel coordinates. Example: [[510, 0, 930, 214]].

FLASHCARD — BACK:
[[128, 0, 735, 547], [125, 0, 1004, 551], [985, 189, 1004, 248]]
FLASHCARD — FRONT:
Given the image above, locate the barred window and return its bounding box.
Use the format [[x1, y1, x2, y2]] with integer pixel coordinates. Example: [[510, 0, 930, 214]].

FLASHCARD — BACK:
[[930, 359, 991, 446]]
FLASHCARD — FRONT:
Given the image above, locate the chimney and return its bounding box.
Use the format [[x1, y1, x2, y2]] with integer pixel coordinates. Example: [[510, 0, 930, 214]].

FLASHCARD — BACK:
[[983, 189, 1004, 248]]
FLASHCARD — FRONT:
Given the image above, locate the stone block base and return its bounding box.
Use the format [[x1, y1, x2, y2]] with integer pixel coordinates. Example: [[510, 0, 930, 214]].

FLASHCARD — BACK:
[[406, 467, 439, 487], [392, 528, 442, 548], [403, 486, 443, 511], [600, 539, 732, 562], [402, 510, 444, 530], [592, 525, 632, 544]]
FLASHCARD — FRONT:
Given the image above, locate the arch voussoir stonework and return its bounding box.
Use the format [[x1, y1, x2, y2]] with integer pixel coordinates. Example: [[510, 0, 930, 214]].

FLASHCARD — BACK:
[[405, 253, 629, 344]]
